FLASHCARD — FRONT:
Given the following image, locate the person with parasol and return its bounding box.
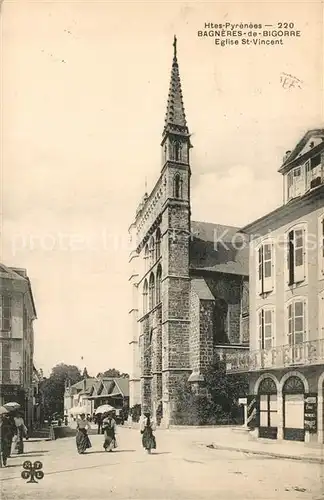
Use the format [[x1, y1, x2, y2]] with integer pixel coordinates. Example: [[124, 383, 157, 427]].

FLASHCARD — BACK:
[[102, 411, 117, 452]]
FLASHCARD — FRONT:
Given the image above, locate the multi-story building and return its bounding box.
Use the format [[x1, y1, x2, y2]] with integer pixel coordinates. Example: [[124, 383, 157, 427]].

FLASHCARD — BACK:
[[227, 129, 324, 444], [128, 37, 249, 426], [0, 264, 37, 429]]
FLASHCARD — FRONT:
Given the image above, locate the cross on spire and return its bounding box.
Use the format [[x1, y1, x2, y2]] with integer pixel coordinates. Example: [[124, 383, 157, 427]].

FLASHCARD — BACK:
[[173, 35, 177, 59]]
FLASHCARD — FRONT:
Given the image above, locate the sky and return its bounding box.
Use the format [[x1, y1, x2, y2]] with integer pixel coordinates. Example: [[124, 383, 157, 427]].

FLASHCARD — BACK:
[[1, 0, 323, 377]]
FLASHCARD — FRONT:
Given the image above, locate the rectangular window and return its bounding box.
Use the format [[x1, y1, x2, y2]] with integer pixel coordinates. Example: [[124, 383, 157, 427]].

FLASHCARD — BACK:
[[287, 300, 305, 346], [305, 160, 311, 191], [287, 228, 306, 285], [258, 308, 274, 350], [257, 243, 274, 295], [287, 166, 305, 200], [1, 296, 11, 331]]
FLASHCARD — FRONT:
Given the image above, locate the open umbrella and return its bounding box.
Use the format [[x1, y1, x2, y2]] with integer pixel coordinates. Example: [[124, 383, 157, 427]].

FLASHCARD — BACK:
[[94, 404, 115, 415], [0, 406, 9, 415], [3, 402, 21, 411]]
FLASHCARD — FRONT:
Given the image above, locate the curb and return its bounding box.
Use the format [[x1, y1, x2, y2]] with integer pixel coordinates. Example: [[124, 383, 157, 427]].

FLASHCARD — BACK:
[[205, 443, 324, 464]]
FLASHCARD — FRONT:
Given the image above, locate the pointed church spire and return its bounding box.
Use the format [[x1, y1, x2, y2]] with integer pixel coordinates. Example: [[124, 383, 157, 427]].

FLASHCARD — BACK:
[[163, 35, 190, 138]]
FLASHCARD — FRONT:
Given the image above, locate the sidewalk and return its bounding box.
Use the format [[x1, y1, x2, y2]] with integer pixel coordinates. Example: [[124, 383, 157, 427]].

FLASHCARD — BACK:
[[181, 426, 324, 464]]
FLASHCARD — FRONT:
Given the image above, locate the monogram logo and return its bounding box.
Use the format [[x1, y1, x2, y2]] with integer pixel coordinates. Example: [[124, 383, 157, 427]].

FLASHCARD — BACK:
[[21, 460, 44, 483]]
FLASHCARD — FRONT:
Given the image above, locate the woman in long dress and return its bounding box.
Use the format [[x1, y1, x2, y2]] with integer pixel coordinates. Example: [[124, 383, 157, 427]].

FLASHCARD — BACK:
[[140, 412, 156, 454], [102, 412, 117, 452], [76, 413, 91, 454], [14, 414, 27, 454]]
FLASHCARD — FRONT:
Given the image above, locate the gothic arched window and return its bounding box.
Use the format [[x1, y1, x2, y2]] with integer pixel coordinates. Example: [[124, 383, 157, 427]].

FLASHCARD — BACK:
[[149, 237, 155, 266], [149, 273, 155, 310], [144, 245, 149, 272], [173, 173, 183, 199], [156, 228, 161, 260], [156, 265, 162, 304], [143, 279, 148, 314]]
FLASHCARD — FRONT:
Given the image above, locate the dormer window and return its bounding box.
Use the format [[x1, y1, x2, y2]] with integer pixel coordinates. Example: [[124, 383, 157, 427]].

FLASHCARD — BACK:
[[287, 166, 304, 201]]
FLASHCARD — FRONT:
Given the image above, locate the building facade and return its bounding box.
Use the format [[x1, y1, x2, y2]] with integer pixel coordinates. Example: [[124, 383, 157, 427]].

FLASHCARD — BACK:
[[128, 38, 249, 426], [64, 376, 130, 419], [227, 129, 324, 444], [0, 264, 37, 429]]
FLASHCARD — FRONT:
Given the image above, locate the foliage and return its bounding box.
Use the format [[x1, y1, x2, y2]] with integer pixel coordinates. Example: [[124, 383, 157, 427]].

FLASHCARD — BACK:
[[174, 357, 248, 425], [130, 404, 141, 423], [96, 368, 129, 378], [42, 363, 82, 418]]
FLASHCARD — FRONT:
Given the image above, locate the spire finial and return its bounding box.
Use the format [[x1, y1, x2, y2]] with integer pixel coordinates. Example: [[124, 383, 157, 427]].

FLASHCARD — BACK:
[[173, 35, 177, 59]]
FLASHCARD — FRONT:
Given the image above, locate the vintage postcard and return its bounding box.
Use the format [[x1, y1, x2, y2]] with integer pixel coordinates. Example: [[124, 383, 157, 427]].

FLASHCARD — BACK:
[[0, 0, 323, 499]]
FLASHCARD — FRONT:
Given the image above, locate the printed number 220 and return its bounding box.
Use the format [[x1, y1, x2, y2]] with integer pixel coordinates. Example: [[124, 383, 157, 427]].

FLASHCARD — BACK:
[[278, 23, 294, 28]]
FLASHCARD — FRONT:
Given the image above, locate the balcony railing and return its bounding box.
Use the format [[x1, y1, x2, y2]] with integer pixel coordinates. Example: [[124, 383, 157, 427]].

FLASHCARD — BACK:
[[226, 339, 324, 374], [0, 369, 22, 385]]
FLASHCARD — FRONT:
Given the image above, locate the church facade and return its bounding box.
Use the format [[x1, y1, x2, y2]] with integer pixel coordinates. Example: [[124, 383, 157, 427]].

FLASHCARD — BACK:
[[128, 38, 249, 426]]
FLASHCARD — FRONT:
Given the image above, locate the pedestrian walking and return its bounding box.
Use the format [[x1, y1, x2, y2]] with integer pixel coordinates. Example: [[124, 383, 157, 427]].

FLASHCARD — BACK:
[[13, 413, 28, 454], [95, 413, 102, 434], [102, 412, 117, 452], [140, 411, 156, 454], [75, 413, 92, 454], [0, 414, 16, 467]]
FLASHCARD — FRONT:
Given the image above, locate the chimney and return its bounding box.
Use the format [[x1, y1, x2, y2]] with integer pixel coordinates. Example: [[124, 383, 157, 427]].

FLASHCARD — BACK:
[[283, 150, 291, 163]]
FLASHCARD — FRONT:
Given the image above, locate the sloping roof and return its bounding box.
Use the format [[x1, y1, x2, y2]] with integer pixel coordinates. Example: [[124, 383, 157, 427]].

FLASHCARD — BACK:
[[71, 378, 97, 393], [0, 263, 26, 281], [280, 128, 324, 170], [190, 221, 249, 276], [191, 278, 215, 301], [114, 378, 129, 398]]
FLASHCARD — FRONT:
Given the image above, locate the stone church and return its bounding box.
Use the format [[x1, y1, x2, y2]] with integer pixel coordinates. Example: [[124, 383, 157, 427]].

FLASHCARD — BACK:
[[128, 37, 249, 426]]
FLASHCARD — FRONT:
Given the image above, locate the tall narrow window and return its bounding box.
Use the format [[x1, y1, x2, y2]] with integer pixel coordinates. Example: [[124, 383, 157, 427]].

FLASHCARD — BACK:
[[143, 280, 148, 315], [305, 160, 311, 191], [257, 242, 274, 295], [1, 296, 11, 331], [156, 265, 162, 304], [144, 245, 149, 272], [149, 237, 155, 266], [149, 273, 155, 310], [173, 174, 183, 199], [287, 226, 306, 285], [156, 228, 161, 260], [288, 300, 305, 346], [258, 308, 274, 350]]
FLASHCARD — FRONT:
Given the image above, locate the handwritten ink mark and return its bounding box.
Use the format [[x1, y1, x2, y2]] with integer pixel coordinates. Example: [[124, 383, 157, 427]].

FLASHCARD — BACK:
[[280, 72, 303, 90]]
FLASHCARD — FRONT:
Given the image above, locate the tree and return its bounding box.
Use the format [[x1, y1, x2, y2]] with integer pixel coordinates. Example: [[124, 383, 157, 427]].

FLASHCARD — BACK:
[[82, 367, 90, 379], [174, 356, 248, 425], [97, 369, 129, 378], [42, 363, 82, 418], [204, 356, 248, 419]]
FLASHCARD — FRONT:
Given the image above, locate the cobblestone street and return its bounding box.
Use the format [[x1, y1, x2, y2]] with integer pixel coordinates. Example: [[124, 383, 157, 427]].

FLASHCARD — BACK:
[[1, 428, 323, 500]]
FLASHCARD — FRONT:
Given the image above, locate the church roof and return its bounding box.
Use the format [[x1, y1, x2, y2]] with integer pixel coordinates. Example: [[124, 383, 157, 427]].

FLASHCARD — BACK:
[[191, 278, 215, 300], [163, 36, 189, 137], [190, 221, 249, 276]]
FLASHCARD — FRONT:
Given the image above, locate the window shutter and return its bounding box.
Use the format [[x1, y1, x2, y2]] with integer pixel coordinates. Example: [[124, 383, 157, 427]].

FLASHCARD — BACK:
[[294, 228, 306, 283], [263, 243, 274, 293], [257, 246, 264, 295], [288, 230, 294, 285], [320, 293, 324, 338]]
